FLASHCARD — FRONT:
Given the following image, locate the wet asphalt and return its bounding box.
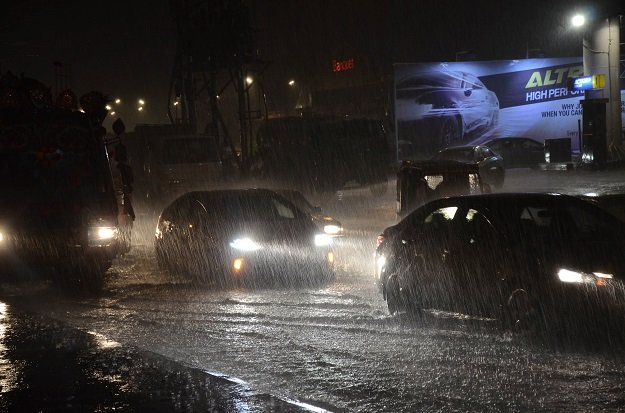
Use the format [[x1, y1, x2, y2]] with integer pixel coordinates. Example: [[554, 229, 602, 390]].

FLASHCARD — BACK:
[[3, 163, 625, 412], [0, 301, 317, 412]]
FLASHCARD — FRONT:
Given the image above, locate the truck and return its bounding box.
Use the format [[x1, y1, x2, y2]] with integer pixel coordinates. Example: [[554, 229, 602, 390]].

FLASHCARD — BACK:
[[0, 72, 123, 290], [124, 124, 224, 210], [253, 116, 391, 195]]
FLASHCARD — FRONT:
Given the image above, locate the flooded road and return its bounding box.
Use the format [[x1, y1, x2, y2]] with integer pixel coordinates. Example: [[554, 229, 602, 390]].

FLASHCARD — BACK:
[[3, 168, 625, 412]]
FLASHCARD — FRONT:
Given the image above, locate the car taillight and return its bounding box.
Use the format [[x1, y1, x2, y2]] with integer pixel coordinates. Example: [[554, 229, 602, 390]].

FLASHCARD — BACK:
[[376, 234, 385, 248]]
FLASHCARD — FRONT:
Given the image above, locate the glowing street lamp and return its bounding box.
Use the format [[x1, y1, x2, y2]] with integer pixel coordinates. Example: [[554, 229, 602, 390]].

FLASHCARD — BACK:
[[288, 79, 296, 86], [114, 98, 121, 104], [571, 14, 585, 28], [138, 98, 145, 105], [138, 107, 143, 112], [245, 76, 253, 85]]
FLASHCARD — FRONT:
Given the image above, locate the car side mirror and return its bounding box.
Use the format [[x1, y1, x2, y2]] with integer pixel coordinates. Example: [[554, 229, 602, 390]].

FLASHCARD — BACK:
[[464, 89, 472, 97]]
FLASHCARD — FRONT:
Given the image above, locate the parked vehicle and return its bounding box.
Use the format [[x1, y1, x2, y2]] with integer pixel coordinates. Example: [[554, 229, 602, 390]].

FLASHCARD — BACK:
[[376, 193, 625, 333], [432, 145, 505, 189], [395, 71, 499, 158], [155, 189, 335, 287], [482, 137, 545, 169], [274, 189, 343, 236]]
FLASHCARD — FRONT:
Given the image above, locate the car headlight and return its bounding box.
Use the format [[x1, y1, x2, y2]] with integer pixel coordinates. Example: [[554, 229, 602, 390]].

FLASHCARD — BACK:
[[0, 231, 4, 242], [88, 224, 118, 246], [314, 233, 332, 247], [323, 224, 342, 235], [230, 237, 262, 251], [557, 268, 613, 284]]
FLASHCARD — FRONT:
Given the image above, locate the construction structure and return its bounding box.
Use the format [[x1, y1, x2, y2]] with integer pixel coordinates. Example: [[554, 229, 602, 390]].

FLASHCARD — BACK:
[[168, 0, 268, 172]]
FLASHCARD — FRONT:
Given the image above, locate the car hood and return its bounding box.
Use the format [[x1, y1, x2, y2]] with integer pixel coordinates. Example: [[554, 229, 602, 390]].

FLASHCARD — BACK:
[[195, 219, 318, 246]]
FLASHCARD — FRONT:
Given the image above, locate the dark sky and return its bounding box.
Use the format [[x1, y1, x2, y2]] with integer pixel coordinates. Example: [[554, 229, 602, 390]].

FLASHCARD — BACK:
[[2, 0, 622, 128]]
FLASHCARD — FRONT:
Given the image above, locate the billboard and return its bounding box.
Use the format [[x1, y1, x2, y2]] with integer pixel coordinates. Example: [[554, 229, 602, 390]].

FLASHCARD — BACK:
[[394, 58, 625, 160]]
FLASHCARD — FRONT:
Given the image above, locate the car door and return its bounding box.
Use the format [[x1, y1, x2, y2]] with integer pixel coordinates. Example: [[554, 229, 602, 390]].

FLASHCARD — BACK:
[[445, 207, 506, 316], [400, 203, 464, 311], [475, 147, 500, 183]]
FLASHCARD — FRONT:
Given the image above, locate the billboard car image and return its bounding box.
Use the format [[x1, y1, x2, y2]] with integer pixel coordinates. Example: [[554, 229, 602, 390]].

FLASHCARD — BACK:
[[395, 70, 499, 158], [394, 58, 625, 161]]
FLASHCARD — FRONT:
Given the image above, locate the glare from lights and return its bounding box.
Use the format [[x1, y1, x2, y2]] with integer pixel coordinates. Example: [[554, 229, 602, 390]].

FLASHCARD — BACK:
[[245, 76, 253, 85], [115, 98, 121, 104], [572, 14, 585, 27], [138, 99, 145, 105], [288, 79, 296, 86], [105, 105, 112, 110], [138, 106, 144, 111], [314, 233, 333, 247], [173, 101, 179, 106], [110, 111, 116, 115]]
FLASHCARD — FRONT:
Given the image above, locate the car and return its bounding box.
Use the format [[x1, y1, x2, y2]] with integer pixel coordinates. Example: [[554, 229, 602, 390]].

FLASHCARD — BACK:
[[376, 193, 625, 333], [432, 145, 505, 189], [274, 189, 343, 236], [154, 189, 335, 287], [481, 137, 545, 169], [395, 71, 499, 158]]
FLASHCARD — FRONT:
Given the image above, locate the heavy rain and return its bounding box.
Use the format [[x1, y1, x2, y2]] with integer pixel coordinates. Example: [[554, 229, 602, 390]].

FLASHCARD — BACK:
[[1, 0, 625, 412]]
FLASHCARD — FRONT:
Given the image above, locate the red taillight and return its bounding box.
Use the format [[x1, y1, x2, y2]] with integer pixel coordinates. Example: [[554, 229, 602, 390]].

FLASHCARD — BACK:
[[376, 234, 385, 248]]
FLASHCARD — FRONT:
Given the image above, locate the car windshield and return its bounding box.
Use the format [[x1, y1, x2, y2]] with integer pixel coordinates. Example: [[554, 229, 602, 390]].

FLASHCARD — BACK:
[[191, 193, 299, 222]]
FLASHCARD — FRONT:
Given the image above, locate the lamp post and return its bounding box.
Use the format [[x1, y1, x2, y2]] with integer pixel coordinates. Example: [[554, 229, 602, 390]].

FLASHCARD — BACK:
[[574, 13, 623, 161]]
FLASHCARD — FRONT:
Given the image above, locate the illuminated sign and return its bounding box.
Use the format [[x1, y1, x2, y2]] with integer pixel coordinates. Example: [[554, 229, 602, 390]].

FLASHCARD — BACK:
[[332, 58, 354, 72], [571, 75, 593, 90], [569, 74, 605, 91]]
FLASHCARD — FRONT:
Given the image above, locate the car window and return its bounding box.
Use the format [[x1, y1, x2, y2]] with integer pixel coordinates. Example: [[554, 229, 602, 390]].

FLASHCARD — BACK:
[[271, 198, 296, 219], [421, 206, 459, 240], [463, 208, 498, 246]]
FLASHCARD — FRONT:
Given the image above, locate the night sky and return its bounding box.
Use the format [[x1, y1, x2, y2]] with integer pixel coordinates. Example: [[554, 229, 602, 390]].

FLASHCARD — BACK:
[[1, 0, 622, 129]]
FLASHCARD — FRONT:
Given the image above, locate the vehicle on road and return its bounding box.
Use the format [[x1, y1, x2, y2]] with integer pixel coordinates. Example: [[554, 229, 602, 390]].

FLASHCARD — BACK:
[[155, 189, 335, 287], [432, 145, 505, 189], [254, 116, 390, 195], [0, 73, 123, 290], [482, 137, 545, 169], [376, 193, 625, 334], [274, 189, 343, 236], [395, 159, 490, 218], [125, 124, 223, 208], [395, 71, 499, 158]]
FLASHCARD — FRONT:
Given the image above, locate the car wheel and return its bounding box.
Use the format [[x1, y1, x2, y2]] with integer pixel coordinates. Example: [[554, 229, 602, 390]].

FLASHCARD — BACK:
[[505, 289, 540, 334], [440, 116, 462, 148], [386, 286, 400, 315]]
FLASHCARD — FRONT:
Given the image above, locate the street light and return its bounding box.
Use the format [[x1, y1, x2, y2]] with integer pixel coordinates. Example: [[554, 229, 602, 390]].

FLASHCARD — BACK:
[[571, 14, 585, 27], [288, 79, 296, 86], [138, 98, 145, 105], [114, 98, 121, 104], [245, 76, 253, 85]]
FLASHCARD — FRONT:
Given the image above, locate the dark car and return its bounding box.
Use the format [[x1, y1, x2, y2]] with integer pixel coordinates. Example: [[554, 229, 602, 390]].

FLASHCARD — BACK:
[[274, 189, 343, 236], [432, 145, 505, 189], [375, 193, 625, 333], [155, 189, 335, 287], [482, 137, 545, 169], [395, 71, 499, 158]]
